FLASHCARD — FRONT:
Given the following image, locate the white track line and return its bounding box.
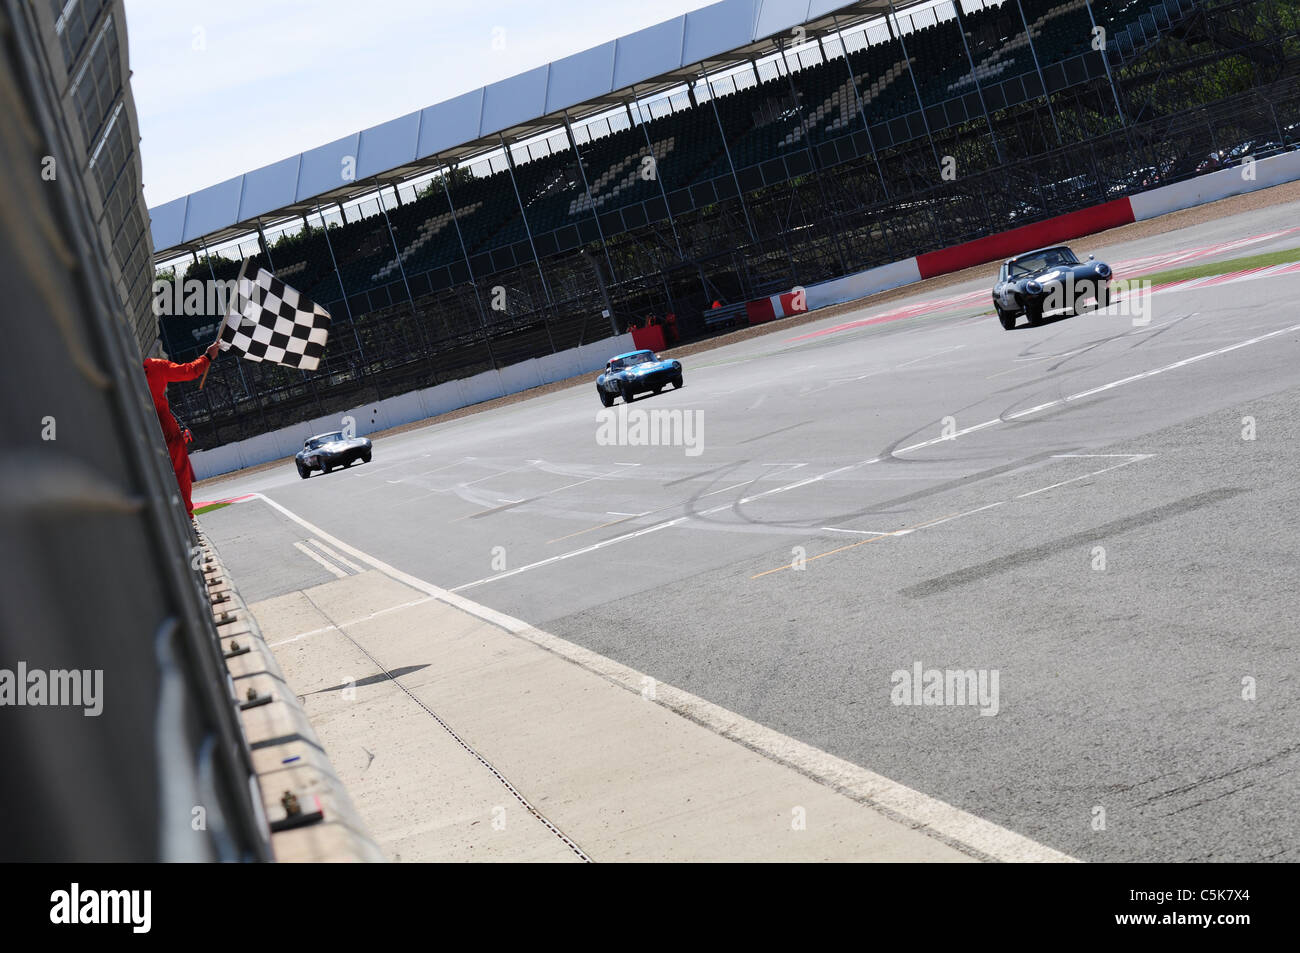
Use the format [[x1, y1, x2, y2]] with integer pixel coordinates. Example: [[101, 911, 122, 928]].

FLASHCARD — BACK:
[[449, 319, 1300, 591], [243, 492, 1076, 863], [698, 480, 757, 498], [307, 538, 365, 574], [894, 344, 966, 369], [267, 597, 435, 647], [459, 462, 531, 486], [293, 540, 350, 578], [1015, 455, 1152, 499], [814, 456, 1151, 552]]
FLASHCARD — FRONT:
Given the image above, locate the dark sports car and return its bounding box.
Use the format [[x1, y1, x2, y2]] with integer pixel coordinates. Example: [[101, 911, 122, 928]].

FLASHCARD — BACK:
[[596, 350, 683, 406], [296, 431, 372, 478], [992, 245, 1112, 330]]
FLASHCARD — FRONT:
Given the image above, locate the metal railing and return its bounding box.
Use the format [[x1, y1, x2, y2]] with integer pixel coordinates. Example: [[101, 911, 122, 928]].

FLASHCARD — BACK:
[[0, 0, 272, 861]]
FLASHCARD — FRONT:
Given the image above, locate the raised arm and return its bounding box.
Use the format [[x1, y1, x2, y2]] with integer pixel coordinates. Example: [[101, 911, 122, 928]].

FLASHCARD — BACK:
[[145, 342, 220, 382]]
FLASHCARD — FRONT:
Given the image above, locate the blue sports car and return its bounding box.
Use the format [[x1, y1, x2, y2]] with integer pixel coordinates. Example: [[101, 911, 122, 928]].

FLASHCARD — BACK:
[[596, 350, 683, 406]]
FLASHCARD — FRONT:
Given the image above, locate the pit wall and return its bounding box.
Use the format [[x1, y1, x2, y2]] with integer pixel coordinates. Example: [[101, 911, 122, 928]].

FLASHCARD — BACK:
[[192, 333, 634, 480]]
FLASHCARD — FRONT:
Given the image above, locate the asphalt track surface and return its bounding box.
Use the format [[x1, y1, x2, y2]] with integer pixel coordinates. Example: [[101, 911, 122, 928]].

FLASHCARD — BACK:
[[203, 200, 1300, 862]]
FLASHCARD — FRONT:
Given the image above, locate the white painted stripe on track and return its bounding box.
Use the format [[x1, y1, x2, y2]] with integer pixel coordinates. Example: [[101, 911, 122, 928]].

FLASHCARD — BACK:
[[293, 540, 350, 578], [267, 597, 435, 647], [447, 319, 1300, 591], [241, 492, 1078, 863], [307, 538, 365, 574]]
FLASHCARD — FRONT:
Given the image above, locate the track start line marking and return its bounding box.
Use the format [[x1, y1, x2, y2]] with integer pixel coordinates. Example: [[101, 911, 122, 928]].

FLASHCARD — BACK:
[[220, 491, 1078, 863]]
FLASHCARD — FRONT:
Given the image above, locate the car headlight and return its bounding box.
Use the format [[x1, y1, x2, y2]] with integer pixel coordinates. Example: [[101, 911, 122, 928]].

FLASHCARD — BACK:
[[1096, 263, 1111, 278], [1026, 280, 1042, 294]]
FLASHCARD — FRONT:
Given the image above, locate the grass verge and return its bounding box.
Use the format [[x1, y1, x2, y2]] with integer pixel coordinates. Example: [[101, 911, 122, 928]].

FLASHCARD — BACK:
[[1131, 247, 1300, 286]]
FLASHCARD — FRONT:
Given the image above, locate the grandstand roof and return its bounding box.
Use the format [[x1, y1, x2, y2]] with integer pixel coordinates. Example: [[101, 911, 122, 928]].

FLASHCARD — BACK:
[[148, 0, 895, 256]]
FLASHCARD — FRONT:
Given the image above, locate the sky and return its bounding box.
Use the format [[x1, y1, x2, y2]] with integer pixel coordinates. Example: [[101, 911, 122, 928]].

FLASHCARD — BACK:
[[124, 0, 724, 208]]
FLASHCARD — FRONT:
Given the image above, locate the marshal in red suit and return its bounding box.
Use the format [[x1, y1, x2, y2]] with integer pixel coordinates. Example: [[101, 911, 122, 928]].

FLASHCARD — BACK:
[[143, 341, 220, 518]]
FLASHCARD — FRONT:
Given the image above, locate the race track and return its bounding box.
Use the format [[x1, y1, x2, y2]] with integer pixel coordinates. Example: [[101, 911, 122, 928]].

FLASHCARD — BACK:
[[201, 199, 1300, 862]]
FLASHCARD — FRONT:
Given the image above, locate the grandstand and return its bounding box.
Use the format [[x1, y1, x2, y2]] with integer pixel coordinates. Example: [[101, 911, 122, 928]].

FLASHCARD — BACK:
[[151, 0, 1300, 448]]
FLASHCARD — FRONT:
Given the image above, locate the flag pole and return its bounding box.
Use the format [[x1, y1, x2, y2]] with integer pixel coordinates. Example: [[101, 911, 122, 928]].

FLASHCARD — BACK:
[[200, 257, 249, 390], [199, 320, 224, 390]]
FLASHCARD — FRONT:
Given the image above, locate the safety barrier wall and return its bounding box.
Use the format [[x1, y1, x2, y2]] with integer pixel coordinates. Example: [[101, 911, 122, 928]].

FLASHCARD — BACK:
[[746, 289, 812, 324], [914, 198, 1138, 279], [200, 531, 385, 861], [800, 258, 924, 312], [192, 333, 633, 480], [1128, 149, 1300, 221], [749, 150, 1300, 318], [2, 0, 272, 859]]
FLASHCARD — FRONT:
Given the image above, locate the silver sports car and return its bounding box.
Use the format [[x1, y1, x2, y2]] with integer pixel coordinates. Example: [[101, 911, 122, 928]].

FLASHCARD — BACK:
[[296, 431, 372, 478], [992, 245, 1112, 330]]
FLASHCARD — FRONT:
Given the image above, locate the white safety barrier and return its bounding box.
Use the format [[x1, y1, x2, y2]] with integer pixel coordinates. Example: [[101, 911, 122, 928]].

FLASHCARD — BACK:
[[1129, 149, 1300, 221], [802, 258, 924, 311], [192, 332, 634, 480]]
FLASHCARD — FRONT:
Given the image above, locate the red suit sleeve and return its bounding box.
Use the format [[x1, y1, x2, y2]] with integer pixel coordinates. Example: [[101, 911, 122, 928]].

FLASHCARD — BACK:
[[144, 355, 210, 382]]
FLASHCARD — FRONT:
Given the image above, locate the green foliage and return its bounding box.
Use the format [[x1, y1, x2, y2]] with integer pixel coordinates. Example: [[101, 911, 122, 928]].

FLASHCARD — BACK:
[[416, 165, 476, 200]]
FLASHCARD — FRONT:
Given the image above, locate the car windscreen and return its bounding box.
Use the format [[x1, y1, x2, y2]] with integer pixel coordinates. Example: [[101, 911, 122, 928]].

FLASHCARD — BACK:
[[1009, 249, 1076, 276], [613, 352, 656, 370], [310, 433, 343, 448]]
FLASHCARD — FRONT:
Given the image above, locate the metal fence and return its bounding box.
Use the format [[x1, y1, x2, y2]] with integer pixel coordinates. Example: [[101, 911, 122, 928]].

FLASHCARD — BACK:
[[0, 0, 270, 861]]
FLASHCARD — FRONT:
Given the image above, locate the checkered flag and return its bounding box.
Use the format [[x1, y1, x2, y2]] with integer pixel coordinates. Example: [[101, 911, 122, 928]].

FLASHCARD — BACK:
[[218, 258, 330, 370]]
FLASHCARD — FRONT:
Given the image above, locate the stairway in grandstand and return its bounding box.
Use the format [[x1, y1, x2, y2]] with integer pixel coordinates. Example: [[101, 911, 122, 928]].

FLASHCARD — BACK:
[[371, 201, 482, 283], [953, 0, 1096, 94], [1103, 0, 1203, 62], [569, 137, 676, 215]]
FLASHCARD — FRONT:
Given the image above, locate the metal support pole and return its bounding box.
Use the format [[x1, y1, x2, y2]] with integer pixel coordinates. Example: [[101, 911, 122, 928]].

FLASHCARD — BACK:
[[1267, 97, 1284, 145], [1083, 0, 1127, 126], [200, 237, 266, 433], [701, 63, 760, 245], [1013, 0, 1063, 145], [255, 221, 274, 271], [315, 206, 371, 369], [582, 249, 619, 339], [256, 221, 327, 413], [498, 134, 558, 352], [373, 178, 434, 369], [440, 165, 500, 371], [628, 87, 685, 258], [831, 11, 890, 198], [952, 0, 1004, 163], [776, 34, 848, 276], [887, 3, 944, 171], [563, 110, 623, 288], [372, 178, 419, 314]]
